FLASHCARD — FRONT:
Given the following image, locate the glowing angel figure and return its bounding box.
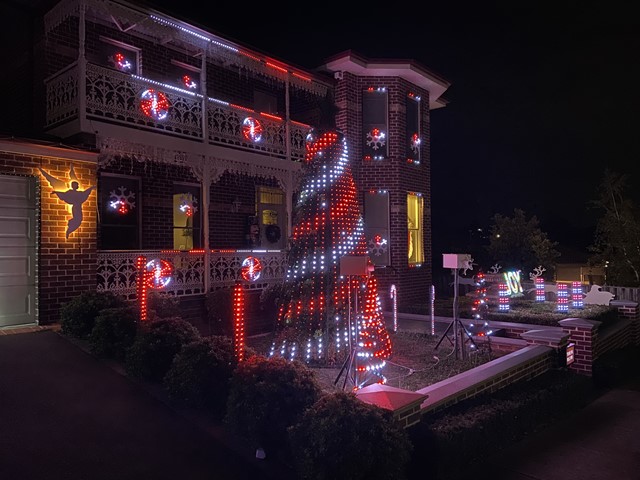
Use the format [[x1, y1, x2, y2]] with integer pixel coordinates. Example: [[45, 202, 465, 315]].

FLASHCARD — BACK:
[[39, 166, 95, 239]]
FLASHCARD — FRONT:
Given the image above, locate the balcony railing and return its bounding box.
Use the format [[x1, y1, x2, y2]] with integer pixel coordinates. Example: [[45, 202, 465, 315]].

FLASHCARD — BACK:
[[45, 62, 309, 160], [97, 249, 288, 299]]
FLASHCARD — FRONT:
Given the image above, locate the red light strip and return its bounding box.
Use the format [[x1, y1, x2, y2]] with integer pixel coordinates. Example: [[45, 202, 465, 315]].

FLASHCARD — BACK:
[[266, 61, 288, 73], [260, 112, 282, 121], [292, 72, 311, 82]]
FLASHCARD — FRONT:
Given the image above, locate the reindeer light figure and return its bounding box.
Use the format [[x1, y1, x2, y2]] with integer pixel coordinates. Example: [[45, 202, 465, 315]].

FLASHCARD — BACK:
[[530, 265, 546, 302]]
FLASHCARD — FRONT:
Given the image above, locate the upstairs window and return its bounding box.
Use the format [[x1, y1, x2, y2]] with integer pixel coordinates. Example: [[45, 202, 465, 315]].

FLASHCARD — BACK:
[[362, 87, 388, 161], [173, 183, 202, 251], [406, 93, 421, 164], [170, 60, 201, 93], [99, 174, 140, 250], [407, 192, 424, 266], [97, 36, 139, 74]]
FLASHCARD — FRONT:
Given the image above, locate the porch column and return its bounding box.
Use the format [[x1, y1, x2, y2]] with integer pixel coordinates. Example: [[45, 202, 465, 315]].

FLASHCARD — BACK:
[[200, 47, 208, 143], [202, 166, 211, 294], [78, 2, 88, 132]]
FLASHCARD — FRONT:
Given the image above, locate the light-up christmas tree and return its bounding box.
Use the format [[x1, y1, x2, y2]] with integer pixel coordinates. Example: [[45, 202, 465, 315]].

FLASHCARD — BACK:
[[270, 128, 392, 384]]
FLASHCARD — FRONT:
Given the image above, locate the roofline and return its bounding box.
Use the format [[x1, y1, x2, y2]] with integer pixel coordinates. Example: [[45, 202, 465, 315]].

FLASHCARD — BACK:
[[0, 136, 99, 163], [320, 50, 451, 109]]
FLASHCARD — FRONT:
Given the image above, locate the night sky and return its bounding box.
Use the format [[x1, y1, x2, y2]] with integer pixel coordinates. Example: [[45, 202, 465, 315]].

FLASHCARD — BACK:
[[136, 2, 640, 261]]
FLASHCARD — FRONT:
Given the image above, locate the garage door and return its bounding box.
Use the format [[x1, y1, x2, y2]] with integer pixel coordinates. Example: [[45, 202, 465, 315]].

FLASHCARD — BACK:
[[0, 175, 36, 327]]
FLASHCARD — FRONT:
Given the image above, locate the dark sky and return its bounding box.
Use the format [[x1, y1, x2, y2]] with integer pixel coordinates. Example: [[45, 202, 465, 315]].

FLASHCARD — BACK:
[[141, 1, 640, 260]]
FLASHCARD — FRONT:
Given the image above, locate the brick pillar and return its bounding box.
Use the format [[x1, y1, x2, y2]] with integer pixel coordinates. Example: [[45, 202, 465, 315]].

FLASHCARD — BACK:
[[558, 318, 602, 376], [611, 300, 640, 345], [520, 329, 569, 368]]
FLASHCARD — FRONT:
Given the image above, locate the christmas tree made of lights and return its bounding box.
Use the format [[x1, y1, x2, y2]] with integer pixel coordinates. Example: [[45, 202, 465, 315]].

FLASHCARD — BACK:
[[271, 129, 391, 385]]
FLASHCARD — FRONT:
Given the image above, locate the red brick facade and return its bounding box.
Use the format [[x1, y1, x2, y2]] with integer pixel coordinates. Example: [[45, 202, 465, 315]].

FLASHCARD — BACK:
[[0, 145, 98, 325]]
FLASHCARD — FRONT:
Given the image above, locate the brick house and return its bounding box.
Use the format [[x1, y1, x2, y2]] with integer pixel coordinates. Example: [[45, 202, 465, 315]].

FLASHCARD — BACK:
[[0, 0, 450, 330]]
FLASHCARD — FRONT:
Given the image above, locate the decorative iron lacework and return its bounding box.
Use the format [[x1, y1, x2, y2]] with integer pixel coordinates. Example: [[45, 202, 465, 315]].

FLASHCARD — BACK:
[[97, 250, 286, 297], [45, 63, 79, 127], [86, 64, 202, 138], [97, 136, 300, 193], [44, 0, 328, 96]]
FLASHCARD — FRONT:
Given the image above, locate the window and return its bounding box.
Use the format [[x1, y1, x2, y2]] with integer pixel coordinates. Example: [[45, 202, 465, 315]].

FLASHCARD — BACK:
[[256, 186, 285, 249], [173, 183, 202, 250], [96, 36, 139, 74], [170, 60, 200, 93], [254, 90, 278, 115], [364, 191, 390, 266], [406, 94, 421, 164], [362, 87, 388, 160], [99, 174, 140, 250], [407, 192, 424, 265]]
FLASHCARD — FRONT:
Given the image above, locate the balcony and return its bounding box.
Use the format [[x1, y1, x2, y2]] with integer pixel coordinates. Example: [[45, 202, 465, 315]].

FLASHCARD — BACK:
[[45, 62, 309, 161], [97, 249, 288, 299]]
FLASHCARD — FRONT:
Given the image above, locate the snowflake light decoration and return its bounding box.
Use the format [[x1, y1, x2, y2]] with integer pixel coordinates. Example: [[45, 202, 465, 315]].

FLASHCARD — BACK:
[[109, 52, 132, 72], [178, 194, 198, 217], [242, 117, 263, 142], [410, 133, 421, 154], [140, 89, 169, 120], [368, 234, 388, 257], [109, 186, 136, 214], [366, 128, 386, 150]]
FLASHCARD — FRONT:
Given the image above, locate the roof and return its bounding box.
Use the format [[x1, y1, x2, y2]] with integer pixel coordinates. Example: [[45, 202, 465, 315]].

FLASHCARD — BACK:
[[320, 50, 451, 109]]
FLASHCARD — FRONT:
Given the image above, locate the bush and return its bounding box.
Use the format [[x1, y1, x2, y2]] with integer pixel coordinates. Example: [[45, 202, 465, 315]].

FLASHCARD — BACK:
[[259, 282, 291, 319], [163, 336, 237, 418], [407, 369, 594, 479], [224, 356, 322, 459], [147, 291, 182, 320], [88, 305, 138, 360], [125, 317, 200, 382], [60, 290, 128, 339], [289, 391, 412, 480], [205, 288, 233, 335]]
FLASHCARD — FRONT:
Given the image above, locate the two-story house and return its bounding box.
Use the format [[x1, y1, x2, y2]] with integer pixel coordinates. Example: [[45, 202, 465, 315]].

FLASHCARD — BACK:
[[0, 0, 450, 331]]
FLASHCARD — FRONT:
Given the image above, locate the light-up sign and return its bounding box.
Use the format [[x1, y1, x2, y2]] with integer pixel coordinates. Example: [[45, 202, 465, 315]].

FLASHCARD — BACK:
[[502, 270, 523, 296], [566, 342, 575, 365]]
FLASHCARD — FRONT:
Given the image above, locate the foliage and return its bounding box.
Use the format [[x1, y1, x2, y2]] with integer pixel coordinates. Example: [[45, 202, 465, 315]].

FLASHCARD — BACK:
[[205, 288, 233, 336], [259, 282, 291, 319], [147, 291, 182, 320], [88, 305, 138, 360], [163, 336, 237, 419], [288, 391, 412, 480], [125, 317, 200, 382], [60, 290, 129, 339], [407, 369, 593, 480], [224, 355, 322, 459], [486, 208, 560, 279], [588, 170, 640, 286]]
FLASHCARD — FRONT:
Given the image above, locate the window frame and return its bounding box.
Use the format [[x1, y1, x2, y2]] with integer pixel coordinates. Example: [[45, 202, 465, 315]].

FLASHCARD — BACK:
[[98, 173, 142, 250], [172, 181, 202, 251], [407, 192, 424, 266]]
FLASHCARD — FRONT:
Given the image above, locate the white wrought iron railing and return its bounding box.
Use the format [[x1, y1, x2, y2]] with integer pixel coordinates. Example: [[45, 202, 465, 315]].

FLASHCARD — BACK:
[[97, 249, 287, 298]]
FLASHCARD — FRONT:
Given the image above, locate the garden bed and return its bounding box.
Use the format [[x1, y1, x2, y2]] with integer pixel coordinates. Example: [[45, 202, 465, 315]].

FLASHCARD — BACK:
[[246, 330, 506, 393]]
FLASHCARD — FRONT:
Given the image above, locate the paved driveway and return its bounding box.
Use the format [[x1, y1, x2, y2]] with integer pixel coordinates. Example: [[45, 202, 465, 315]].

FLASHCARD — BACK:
[[0, 330, 279, 480]]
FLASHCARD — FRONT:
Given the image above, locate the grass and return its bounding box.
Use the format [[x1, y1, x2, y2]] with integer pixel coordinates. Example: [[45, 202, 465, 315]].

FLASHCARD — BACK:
[[246, 330, 504, 393]]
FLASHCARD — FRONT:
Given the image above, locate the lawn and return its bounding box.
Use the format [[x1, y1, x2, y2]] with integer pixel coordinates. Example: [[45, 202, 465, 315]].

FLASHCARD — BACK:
[[246, 330, 503, 393]]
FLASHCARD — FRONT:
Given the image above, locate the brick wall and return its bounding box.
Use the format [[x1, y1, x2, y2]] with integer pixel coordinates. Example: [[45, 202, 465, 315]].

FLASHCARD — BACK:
[[0, 150, 97, 325], [335, 73, 432, 307]]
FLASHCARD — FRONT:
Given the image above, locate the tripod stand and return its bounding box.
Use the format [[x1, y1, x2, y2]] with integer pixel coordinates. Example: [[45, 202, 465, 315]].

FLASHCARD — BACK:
[[334, 275, 360, 390], [434, 266, 478, 359]]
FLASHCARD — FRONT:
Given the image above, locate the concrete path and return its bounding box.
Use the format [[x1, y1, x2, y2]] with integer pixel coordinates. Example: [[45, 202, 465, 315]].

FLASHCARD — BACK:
[[0, 329, 279, 480]]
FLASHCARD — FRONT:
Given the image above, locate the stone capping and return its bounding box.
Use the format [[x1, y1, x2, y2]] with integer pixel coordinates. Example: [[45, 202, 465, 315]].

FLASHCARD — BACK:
[[416, 345, 551, 413], [488, 319, 564, 333], [610, 299, 639, 308], [476, 335, 527, 348], [520, 329, 570, 347], [558, 317, 602, 329]]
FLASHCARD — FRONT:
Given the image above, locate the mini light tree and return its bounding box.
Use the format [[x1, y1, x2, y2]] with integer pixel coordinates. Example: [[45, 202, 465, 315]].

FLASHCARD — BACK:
[[271, 128, 392, 381], [571, 281, 584, 309], [557, 283, 569, 312], [529, 265, 547, 302]]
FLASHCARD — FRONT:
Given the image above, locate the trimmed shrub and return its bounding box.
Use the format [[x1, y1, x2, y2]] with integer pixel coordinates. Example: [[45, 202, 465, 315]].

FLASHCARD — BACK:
[[147, 291, 182, 320], [88, 305, 138, 360], [259, 282, 291, 319], [163, 336, 237, 418], [224, 356, 322, 459], [60, 291, 128, 339], [289, 391, 413, 480], [125, 317, 200, 382]]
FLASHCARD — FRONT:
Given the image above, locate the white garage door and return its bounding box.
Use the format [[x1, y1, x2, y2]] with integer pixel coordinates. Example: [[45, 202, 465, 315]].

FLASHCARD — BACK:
[[0, 175, 36, 327]]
